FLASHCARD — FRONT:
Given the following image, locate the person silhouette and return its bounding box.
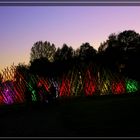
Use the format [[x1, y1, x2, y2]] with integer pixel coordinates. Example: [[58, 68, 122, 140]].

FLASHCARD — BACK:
[[49, 83, 56, 103]]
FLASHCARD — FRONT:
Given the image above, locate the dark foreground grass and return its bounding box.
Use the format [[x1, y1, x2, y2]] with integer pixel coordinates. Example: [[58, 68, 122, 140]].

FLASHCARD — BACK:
[[0, 94, 140, 137]]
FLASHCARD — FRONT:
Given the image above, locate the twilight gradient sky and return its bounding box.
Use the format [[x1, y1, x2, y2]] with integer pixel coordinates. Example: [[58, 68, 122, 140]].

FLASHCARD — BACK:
[[1, 6, 140, 70]]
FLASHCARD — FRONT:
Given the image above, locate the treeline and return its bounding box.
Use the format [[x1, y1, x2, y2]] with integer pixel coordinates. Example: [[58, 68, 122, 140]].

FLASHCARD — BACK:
[[13, 30, 140, 81], [0, 29, 139, 84]]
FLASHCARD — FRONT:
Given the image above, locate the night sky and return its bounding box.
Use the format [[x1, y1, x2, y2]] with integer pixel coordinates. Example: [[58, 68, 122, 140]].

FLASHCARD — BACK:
[[1, 6, 140, 70]]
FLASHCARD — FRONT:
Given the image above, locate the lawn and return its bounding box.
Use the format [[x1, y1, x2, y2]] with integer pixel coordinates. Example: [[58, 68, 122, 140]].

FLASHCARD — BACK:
[[0, 94, 140, 137]]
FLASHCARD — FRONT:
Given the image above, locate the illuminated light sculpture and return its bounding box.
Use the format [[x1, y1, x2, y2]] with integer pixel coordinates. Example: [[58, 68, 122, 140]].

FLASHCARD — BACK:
[[112, 81, 125, 94], [126, 79, 139, 93], [37, 81, 44, 101], [9, 65, 26, 103], [0, 95, 4, 105], [27, 74, 41, 102], [0, 86, 5, 104], [84, 80, 96, 96], [70, 70, 83, 96], [37, 79, 50, 102], [84, 69, 96, 96], [59, 78, 71, 96], [37, 78, 49, 92], [1, 81, 18, 104], [31, 90, 37, 101], [100, 79, 111, 95], [28, 83, 38, 102], [0, 63, 140, 106], [52, 80, 59, 98], [97, 67, 117, 95], [0, 65, 20, 104], [37, 78, 59, 100], [3, 89, 14, 104], [13, 71, 30, 103], [13, 82, 25, 103], [1, 65, 16, 82]]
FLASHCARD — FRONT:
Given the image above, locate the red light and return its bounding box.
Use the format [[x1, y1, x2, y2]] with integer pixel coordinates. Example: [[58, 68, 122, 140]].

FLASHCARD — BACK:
[[112, 81, 125, 94]]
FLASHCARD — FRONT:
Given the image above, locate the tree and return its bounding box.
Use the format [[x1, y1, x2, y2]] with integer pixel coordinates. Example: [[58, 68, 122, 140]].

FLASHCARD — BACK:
[[98, 30, 140, 79], [79, 42, 97, 62], [30, 57, 50, 77], [30, 41, 56, 63], [54, 44, 75, 62], [14, 63, 29, 84], [98, 30, 140, 60], [54, 44, 75, 76], [117, 31, 140, 77], [117, 30, 140, 52], [54, 47, 61, 62], [98, 41, 108, 53]]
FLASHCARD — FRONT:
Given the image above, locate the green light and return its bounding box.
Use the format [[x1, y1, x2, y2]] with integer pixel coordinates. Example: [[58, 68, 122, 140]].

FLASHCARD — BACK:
[[31, 90, 37, 101], [126, 79, 139, 93]]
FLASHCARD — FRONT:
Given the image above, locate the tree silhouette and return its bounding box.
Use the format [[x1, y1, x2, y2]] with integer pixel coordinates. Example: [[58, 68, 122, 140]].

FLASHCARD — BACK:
[[30, 57, 51, 77], [98, 30, 140, 79], [117, 30, 140, 52], [53, 44, 75, 77], [14, 63, 29, 83], [30, 41, 56, 63], [79, 42, 97, 62], [54, 44, 74, 62]]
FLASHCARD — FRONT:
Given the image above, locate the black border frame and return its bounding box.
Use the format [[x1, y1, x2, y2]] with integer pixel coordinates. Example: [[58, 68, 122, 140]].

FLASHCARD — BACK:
[[1, 0, 140, 139]]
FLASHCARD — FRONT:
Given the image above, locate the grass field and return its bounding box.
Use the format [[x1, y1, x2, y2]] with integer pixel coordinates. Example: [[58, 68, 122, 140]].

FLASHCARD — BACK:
[[0, 94, 140, 137]]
